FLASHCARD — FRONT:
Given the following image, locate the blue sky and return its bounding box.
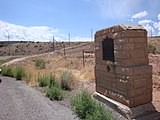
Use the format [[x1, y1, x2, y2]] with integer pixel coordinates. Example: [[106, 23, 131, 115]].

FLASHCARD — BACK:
[[0, 0, 160, 41]]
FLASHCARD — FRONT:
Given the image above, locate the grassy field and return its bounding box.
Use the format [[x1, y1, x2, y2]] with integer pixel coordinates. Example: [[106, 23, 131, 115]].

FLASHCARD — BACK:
[[21, 56, 94, 87]]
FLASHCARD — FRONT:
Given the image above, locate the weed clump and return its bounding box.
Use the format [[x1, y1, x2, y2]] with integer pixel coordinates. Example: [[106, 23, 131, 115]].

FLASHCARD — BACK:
[[38, 75, 50, 87], [61, 71, 73, 90], [49, 74, 56, 88], [46, 85, 64, 101], [38, 74, 56, 87], [1, 66, 14, 77], [35, 59, 46, 69], [70, 91, 115, 120], [14, 66, 26, 80], [148, 45, 156, 54], [40, 74, 64, 101]]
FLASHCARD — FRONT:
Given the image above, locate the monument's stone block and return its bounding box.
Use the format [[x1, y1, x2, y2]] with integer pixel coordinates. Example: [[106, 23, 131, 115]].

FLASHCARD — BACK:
[[94, 24, 152, 109]]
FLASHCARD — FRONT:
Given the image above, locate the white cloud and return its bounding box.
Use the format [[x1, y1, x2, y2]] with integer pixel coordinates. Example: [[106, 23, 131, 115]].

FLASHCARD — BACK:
[[132, 11, 147, 19], [154, 22, 160, 29], [154, 21, 160, 36], [129, 12, 160, 36], [158, 13, 160, 20], [158, 28, 160, 35], [0, 20, 60, 42], [138, 19, 152, 25], [0, 20, 91, 42], [129, 13, 160, 36], [143, 24, 154, 36]]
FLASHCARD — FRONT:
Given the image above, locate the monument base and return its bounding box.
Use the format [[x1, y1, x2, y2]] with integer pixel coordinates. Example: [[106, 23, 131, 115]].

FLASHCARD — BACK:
[[93, 92, 157, 120]]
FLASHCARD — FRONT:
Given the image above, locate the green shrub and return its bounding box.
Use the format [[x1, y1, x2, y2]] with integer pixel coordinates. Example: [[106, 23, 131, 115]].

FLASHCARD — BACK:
[[148, 45, 156, 54], [35, 59, 46, 69], [46, 85, 64, 101], [38, 75, 50, 87], [14, 66, 26, 80], [70, 91, 96, 119], [70, 91, 115, 120], [61, 71, 73, 90], [1, 66, 14, 77], [85, 103, 115, 120], [49, 74, 56, 88]]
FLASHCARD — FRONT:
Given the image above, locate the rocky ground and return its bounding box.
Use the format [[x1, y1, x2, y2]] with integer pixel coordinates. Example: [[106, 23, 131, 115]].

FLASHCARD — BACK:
[[149, 53, 160, 112]]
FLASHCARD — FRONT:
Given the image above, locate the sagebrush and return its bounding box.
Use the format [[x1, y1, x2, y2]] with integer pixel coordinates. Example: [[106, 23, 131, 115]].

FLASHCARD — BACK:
[[0, 66, 14, 77], [35, 59, 46, 69], [49, 74, 56, 88], [61, 71, 73, 90], [38, 75, 50, 87], [148, 44, 156, 54], [14, 66, 26, 80], [70, 91, 115, 120], [46, 85, 64, 101]]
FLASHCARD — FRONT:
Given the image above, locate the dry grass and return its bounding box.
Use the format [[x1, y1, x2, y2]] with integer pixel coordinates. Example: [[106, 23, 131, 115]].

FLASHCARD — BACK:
[[80, 65, 95, 80], [19, 55, 94, 87], [2, 42, 95, 87]]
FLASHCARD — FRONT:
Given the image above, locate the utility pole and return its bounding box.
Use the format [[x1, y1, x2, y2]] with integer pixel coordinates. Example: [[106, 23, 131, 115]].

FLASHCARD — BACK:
[[150, 29, 152, 37], [68, 33, 70, 47], [5, 30, 10, 56], [91, 28, 93, 41]]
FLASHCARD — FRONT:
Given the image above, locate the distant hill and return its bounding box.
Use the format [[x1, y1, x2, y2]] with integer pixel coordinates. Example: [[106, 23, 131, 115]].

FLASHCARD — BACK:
[[0, 41, 87, 56], [1, 36, 159, 56]]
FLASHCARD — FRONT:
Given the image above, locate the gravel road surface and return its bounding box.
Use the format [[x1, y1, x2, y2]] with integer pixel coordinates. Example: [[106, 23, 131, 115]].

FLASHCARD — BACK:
[[0, 76, 79, 120]]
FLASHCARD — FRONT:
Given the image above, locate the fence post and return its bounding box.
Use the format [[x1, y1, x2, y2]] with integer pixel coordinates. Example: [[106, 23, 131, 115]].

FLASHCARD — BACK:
[[63, 43, 66, 59], [52, 36, 55, 51], [82, 49, 85, 67]]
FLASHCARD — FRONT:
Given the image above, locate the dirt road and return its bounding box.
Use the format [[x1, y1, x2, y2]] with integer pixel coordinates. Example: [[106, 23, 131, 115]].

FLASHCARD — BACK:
[[0, 76, 78, 120]]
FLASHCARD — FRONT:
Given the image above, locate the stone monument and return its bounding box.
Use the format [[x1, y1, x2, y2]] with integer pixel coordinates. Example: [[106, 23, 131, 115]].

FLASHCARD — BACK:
[[94, 24, 155, 119]]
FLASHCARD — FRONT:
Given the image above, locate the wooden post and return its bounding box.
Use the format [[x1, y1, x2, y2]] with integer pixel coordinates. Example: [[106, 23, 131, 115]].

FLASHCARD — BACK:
[[63, 43, 66, 59], [52, 36, 55, 51], [82, 49, 85, 67]]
